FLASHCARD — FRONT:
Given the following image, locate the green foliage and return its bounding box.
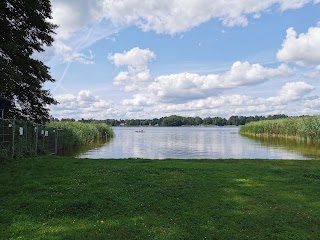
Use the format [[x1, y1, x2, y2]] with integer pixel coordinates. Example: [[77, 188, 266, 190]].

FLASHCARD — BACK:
[[49, 121, 114, 150], [203, 116, 227, 126], [240, 116, 320, 142], [1, 157, 320, 239], [12, 141, 37, 159], [0, 0, 57, 123], [161, 115, 185, 126], [0, 148, 11, 164], [0, 119, 41, 161], [77, 114, 288, 127]]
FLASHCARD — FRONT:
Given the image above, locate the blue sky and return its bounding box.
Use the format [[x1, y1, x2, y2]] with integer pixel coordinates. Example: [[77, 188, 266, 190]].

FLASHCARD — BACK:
[[41, 0, 320, 120]]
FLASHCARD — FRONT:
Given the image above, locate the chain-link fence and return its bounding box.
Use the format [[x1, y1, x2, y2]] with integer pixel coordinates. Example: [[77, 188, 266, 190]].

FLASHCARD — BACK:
[[0, 118, 63, 158]]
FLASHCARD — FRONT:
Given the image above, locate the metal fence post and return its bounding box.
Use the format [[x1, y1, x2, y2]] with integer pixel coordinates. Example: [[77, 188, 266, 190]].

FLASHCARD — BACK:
[[12, 119, 15, 158], [35, 124, 39, 154], [54, 128, 57, 155], [0, 119, 64, 157], [25, 123, 27, 150]]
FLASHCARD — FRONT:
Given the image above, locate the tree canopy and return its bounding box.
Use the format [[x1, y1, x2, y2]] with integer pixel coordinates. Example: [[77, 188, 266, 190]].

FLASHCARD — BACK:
[[73, 114, 289, 127], [0, 0, 57, 123]]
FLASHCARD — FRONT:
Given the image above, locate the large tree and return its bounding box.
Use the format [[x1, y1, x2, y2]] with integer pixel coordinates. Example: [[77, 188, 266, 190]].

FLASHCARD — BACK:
[[0, 0, 57, 123]]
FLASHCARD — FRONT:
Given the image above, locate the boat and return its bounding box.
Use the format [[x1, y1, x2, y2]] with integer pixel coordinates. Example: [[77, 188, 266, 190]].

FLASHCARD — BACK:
[[135, 130, 145, 133]]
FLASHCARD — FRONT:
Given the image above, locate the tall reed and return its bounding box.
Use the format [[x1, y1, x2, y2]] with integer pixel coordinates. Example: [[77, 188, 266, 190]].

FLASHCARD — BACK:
[[240, 116, 320, 142], [49, 121, 114, 149]]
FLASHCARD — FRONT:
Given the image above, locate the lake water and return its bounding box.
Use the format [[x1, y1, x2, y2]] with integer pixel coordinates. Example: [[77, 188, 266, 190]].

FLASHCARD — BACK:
[[77, 126, 319, 159]]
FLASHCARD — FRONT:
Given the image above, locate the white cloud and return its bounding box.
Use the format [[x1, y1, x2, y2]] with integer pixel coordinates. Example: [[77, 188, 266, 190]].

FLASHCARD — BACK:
[[37, 1, 117, 64], [45, 1, 320, 119], [118, 81, 314, 118], [108, 47, 155, 67], [101, 0, 319, 34], [120, 57, 293, 102], [218, 61, 293, 87], [52, 90, 118, 119], [130, 82, 314, 117], [50, 0, 320, 38], [300, 94, 320, 115], [55, 93, 77, 104], [278, 0, 310, 10], [266, 81, 315, 104], [278, 82, 315, 100], [53, 41, 94, 64], [113, 68, 153, 92], [107, 48, 303, 118], [277, 24, 320, 66], [303, 65, 320, 78], [110, 51, 294, 102], [51, 0, 103, 39], [109, 47, 155, 92], [77, 90, 96, 102], [50, 81, 316, 119], [303, 98, 320, 109], [107, 46, 312, 119], [44, 0, 320, 64], [122, 94, 155, 106]]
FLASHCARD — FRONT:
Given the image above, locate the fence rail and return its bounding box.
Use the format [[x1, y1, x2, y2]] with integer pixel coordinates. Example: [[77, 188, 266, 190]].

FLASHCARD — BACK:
[[0, 118, 63, 158]]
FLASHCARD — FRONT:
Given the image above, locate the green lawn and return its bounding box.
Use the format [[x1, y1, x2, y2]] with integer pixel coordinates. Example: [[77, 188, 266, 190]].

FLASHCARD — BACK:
[[1, 157, 320, 239]]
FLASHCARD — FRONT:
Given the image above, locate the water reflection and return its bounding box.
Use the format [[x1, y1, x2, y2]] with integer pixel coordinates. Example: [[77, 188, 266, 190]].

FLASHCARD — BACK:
[[243, 135, 320, 158], [76, 127, 316, 159], [62, 138, 113, 156]]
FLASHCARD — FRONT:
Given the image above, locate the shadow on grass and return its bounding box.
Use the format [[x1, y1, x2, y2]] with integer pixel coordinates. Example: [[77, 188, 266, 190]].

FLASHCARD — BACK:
[[1, 157, 320, 239]]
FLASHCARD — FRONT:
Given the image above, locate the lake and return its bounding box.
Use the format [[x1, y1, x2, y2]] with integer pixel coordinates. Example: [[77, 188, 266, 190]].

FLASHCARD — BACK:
[[77, 126, 319, 159]]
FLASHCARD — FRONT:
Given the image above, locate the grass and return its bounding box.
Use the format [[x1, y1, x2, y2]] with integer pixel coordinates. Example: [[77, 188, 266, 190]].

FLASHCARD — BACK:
[[3, 119, 318, 238], [240, 116, 320, 142], [49, 121, 114, 150], [1, 157, 320, 239]]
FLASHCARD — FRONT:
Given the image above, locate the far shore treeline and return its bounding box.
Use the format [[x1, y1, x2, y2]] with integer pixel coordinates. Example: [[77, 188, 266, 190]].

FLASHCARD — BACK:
[[51, 114, 288, 127]]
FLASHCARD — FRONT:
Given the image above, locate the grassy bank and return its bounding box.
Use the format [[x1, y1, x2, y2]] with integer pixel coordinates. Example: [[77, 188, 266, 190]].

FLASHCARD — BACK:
[[1, 157, 320, 239], [49, 121, 114, 150], [240, 116, 320, 142]]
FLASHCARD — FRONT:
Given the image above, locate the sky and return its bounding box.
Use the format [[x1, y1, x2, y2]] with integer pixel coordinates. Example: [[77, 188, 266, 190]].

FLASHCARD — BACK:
[[39, 0, 320, 120]]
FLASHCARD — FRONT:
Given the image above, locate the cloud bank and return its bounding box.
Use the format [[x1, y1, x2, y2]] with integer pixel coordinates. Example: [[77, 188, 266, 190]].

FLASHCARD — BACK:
[[108, 47, 295, 104], [46, 0, 319, 63], [51, 90, 118, 119], [47, 2, 320, 119]]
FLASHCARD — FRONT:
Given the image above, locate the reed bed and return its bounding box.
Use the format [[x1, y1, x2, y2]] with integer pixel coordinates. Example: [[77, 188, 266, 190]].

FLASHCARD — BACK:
[[240, 116, 320, 142], [49, 121, 114, 149]]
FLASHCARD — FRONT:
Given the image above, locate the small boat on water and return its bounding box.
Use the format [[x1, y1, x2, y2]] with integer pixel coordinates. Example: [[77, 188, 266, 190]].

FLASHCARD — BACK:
[[135, 130, 145, 133]]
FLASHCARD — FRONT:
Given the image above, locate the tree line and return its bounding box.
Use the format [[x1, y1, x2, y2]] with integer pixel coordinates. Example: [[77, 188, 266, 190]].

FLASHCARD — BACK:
[[52, 114, 288, 127]]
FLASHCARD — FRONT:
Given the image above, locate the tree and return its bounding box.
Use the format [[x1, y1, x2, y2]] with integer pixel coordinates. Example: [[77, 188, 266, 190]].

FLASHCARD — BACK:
[[212, 117, 227, 126], [194, 116, 203, 125], [0, 0, 57, 123], [162, 115, 184, 126], [227, 116, 240, 126]]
